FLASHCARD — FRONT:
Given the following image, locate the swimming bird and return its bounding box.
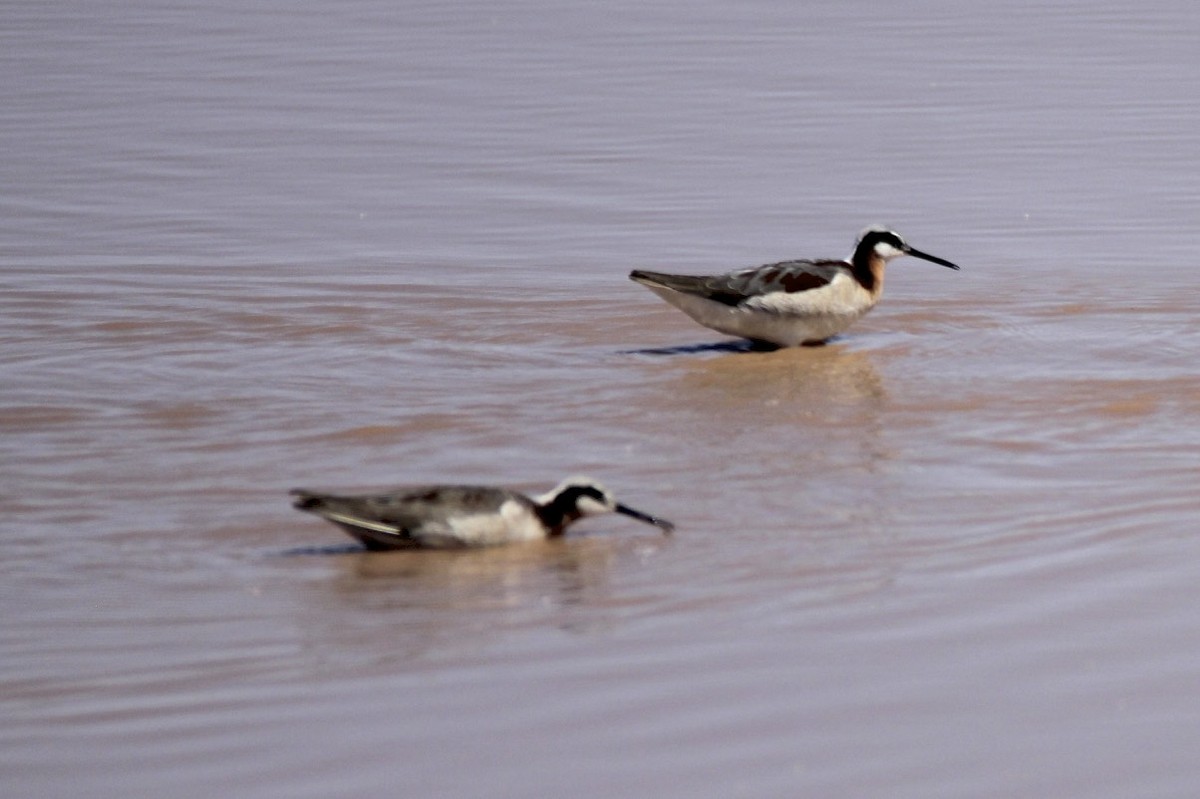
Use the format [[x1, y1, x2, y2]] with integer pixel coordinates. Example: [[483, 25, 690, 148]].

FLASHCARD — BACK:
[[290, 476, 674, 550], [629, 226, 959, 348]]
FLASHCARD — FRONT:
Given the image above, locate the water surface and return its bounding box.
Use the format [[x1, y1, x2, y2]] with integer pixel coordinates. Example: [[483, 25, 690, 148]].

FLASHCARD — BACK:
[[5, 1, 1200, 796]]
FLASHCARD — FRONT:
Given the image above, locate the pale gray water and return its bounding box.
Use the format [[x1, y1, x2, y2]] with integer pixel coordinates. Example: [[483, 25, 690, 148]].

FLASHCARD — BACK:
[[5, 1, 1200, 796]]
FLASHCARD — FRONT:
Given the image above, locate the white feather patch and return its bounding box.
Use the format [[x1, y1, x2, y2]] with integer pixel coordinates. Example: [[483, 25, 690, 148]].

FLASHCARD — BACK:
[[447, 499, 545, 545]]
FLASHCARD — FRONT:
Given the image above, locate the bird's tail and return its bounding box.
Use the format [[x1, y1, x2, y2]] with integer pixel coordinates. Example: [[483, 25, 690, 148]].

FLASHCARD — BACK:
[[290, 489, 325, 511], [629, 269, 708, 293]]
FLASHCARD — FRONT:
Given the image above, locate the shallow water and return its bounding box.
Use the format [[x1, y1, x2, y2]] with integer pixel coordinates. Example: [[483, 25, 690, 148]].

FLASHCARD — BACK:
[[6, 1, 1200, 796]]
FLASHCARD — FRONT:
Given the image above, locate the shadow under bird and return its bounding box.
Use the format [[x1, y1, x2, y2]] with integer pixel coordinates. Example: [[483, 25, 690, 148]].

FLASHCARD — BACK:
[[290, 476, 675, 550], [629, 226, 959, 348]]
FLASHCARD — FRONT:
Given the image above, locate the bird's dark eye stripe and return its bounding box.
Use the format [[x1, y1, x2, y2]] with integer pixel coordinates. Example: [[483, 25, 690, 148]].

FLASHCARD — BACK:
[[871, 232, 901, 247], [559, 485, 607, 505]]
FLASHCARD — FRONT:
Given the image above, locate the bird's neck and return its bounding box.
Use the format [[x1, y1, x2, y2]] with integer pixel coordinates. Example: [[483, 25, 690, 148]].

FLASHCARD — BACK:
[[535, 499, 581, 536], [848, 252, 886, 297]]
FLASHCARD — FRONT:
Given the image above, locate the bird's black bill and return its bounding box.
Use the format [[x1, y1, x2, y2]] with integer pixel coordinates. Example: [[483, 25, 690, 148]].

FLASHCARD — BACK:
[[906, 246, 960, 271], [615, 503, 675, 534]]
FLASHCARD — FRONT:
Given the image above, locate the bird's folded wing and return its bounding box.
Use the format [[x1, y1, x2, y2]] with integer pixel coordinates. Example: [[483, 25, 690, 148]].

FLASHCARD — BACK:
[[633, 260, 843, 307]]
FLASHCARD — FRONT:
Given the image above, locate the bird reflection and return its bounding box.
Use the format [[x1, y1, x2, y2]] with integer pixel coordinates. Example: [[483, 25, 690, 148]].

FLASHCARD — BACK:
[[327, 533, 670, 612]]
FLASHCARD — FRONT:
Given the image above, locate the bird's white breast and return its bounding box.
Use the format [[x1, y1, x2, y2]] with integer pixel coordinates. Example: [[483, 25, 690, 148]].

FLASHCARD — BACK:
[[746, 271, 876, 317], [446, 498, 546, 545]]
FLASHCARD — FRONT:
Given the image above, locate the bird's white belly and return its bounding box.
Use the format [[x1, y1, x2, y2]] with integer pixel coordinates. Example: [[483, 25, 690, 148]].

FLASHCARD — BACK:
[[646, 275, 877, 346], [445, 499, 546, 545]]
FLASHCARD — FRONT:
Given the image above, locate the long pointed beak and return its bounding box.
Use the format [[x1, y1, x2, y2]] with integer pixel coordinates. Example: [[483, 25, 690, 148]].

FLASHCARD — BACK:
[[615, 503, 675, 534], [905, 245, 960, 271]]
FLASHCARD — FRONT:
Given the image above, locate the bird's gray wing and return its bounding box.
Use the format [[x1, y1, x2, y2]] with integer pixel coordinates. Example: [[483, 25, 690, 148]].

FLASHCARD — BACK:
[[632, 259, 845, 307]]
